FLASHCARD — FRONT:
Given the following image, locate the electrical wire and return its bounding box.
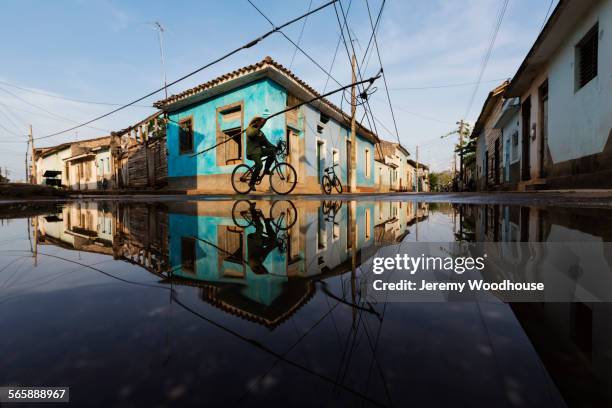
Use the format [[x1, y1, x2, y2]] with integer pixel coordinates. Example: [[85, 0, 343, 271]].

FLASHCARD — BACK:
[[0, 105, 25, 135], [464, 0, 509, 119], [0, 80, 151, 108], [333, 0, 385, 160], [540, 0, 554, 32], [33, 0, 339, 141], [288, 0, 313, 70], [0, 85, 110, 134], [364, 0, 401, 147], [388, 77, 509, 91]]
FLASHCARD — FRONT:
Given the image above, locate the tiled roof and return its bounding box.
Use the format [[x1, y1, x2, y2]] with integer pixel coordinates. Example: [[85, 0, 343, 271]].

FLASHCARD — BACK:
[[153, 56, 377, 140]]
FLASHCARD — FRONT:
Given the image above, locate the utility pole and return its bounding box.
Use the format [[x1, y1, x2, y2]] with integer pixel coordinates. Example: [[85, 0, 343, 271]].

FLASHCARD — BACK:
[[415, 145, 419, 193], [25, 139, 30, 182], [457, 119, 465, 190], [348, 53, 357, 193], [28, 125, 34, 184]]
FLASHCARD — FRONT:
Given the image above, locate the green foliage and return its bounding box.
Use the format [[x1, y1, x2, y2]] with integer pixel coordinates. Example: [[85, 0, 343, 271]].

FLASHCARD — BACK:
[[429, 170, 454, 192]]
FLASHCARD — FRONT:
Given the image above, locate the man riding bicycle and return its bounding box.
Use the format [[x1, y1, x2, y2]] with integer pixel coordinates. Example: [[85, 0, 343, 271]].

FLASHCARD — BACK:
[[246, 116, 275, 191]]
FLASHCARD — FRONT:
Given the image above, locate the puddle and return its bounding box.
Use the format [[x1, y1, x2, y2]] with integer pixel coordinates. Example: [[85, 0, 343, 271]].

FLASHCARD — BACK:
[[0, 198, 610, 407]]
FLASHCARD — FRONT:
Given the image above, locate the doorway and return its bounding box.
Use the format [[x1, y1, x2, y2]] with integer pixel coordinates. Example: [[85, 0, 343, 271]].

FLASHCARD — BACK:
[[521, 96, 531, 181], [539, 81, 549, 178], [494, 138, 500, 185]]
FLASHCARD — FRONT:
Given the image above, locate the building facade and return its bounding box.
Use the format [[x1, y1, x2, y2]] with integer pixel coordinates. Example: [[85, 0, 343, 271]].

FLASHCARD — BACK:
[[34, 136, 114, 190], [154, 57, 379, 194], [473, 0, 612, 190]]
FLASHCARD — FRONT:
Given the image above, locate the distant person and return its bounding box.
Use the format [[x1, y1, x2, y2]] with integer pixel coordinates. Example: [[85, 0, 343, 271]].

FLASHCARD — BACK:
[[246, 116, 276, 191]]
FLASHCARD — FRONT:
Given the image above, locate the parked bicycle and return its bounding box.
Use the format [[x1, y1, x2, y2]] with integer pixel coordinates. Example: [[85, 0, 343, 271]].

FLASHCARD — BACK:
[[322, 163, 343, 194], [322, 200, 343, 224], [231, 140, 297, 195]]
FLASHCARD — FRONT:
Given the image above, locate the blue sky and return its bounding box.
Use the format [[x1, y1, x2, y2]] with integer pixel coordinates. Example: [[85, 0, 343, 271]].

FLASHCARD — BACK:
[[0, 0, 557, 179]]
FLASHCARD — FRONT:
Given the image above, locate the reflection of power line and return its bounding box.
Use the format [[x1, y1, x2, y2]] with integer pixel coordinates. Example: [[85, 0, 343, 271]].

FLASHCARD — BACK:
[[0, 247, 384, 406]]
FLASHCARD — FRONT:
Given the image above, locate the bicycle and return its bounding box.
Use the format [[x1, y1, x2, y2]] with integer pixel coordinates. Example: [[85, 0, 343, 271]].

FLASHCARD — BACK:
[[322, 163, 343, 194], [322, 200, 343, 224], [232, 199, 298, 231], [231, 140, 298, 195], [231, 199, 298, 253]]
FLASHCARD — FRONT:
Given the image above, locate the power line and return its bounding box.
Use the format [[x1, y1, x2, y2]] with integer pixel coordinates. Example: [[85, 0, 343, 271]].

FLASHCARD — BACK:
[[288, 0, 313, 70], [375, 97, 454, 125], [464, 0, 509, 119], [0, 105, 24, 134], [364, 0, 401, 147], [359, 0, 385, 72], [388, 77, 508, 91], [190, 75, 381, 157], [333, 0, 382, 144], [540, 0, 554, 31], [33, 0, 339, 141], [321, 0, 353, 94], [246, 0, 377, 158], [246, 0, 344, 91], [0, 85, 110, 134], [0, 80, 152, 108]]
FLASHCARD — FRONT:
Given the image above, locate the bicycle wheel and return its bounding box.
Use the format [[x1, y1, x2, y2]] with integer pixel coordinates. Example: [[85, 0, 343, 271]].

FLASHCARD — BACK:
[[333, 175, 343, 194], [269, 162, 297, 195], [270, 199, 297, 230], [231, 164, 253, 194], [322, 175, 333, 194], [231, 200, 254, 228]]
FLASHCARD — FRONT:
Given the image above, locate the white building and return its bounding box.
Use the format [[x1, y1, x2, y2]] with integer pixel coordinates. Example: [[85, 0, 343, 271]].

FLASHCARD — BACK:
[[475, 0, 612, 190]]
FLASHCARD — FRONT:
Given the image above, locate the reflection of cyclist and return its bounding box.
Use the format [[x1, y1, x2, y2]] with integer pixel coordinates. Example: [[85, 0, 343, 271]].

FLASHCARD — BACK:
[[247, 203, 279, 275], [246, 116, 275, 191]]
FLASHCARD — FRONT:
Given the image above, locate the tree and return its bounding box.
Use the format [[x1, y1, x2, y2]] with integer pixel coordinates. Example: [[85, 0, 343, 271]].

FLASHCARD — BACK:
[[429, 170, 454, 192]]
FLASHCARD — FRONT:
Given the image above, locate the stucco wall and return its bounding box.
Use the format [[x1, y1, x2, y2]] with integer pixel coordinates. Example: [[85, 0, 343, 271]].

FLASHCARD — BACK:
[[547, 1, 612, 164], [167, 79, 287, 178], [36, 147, 71, 186], [166, 77, 376, 192]]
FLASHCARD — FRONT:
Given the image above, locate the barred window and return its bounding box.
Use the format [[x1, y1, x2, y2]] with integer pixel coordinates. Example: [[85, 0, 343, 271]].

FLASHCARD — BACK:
[[576, 23, 598, 90]]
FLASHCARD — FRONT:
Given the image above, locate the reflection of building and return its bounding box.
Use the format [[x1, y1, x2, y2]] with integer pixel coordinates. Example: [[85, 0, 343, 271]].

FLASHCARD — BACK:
[[37, 202, 114, 254], [164, 200, 389, 328], [36, 202, 169, 274], [462, 202, 612, 406], [36, 199, 413, 330], [374, 201, 429, 244]]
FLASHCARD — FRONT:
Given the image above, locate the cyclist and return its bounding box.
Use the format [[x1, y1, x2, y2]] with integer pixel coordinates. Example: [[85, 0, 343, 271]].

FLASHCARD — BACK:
[[247, 203, 278, 274], [246, 116, 276, 191]]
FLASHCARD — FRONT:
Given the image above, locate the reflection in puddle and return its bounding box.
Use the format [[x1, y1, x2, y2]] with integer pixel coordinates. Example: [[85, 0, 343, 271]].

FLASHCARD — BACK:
[[1, 199, 611, 406]]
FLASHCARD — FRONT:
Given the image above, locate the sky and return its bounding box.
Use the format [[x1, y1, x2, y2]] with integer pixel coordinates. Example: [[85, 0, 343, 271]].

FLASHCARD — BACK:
[[0, 0, 557, 180]]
